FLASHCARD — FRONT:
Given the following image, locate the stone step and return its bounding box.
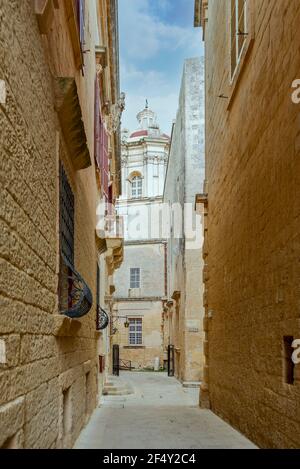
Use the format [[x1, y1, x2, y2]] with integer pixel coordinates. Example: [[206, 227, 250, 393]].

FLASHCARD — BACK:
[[182, 381, 201, 388], [102, 380, 133, 396], [103, 388, 132, 396], [103, 385, 128, 392]]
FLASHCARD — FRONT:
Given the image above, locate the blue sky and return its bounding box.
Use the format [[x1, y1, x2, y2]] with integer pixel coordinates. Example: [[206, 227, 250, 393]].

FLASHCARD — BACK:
[[118, 0, 204, 136]]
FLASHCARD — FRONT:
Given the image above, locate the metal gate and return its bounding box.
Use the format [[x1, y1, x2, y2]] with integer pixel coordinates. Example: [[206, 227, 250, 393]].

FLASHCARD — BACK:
[[112, 344, 119, 376], [168, 344, 175, 376]]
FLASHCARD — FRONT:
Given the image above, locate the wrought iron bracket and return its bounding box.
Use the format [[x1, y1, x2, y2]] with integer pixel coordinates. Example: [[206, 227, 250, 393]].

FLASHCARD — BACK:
[[60, 255, 93, 319], [96, 306, 109, 330]]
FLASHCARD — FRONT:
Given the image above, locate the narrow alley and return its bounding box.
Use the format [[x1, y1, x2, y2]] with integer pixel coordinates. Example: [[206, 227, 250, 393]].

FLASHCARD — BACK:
[[1, 0, 300, 457], [75, 372, 256, 449]]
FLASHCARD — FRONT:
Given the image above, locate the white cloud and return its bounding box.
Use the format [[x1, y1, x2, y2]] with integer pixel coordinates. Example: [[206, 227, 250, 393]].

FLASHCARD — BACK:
[[119, 0, 200, 60], [119, 0, 204, 135], [121, 62, 170, 96], [120, 62, 179, 133], [122, 91, 179, 136], [121, 63, 166, 91]]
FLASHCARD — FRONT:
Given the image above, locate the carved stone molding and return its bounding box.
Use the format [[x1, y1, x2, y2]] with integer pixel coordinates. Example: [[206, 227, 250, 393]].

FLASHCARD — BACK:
[[107, 92, 126, 133], [35, 0, 58, 35], [54, 77, 91, 170]]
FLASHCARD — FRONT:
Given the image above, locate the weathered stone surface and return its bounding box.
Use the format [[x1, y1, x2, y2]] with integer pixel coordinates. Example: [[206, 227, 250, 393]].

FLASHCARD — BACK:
[[0, 397, 25, 447], [202, 0, 300, 449], [0, 334, 20, 369], [0, 0, 109, 448], [163, 58, 205, 383], [24, 398, 60, 449], [25, 378, 60, 422], [20, 335, 56, 364]]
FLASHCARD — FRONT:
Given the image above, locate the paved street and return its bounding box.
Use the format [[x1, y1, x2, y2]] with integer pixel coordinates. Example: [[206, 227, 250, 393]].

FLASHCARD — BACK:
[[75, 372, 256, 449]]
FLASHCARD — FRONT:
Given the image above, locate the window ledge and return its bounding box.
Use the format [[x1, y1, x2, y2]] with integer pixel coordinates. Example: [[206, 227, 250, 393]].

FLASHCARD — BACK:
[[54, 78, 91, 170], [123, 346, 145, 349], [52, 314, 82, 337]]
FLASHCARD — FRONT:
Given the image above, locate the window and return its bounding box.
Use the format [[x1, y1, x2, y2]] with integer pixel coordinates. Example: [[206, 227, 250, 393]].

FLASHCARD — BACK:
[[59, 163, 75, 311], [283, 336, 295, 385], [62, 387, 72, 446], [59, 163, 75, 265], [131, 176, 142, 198], [130, 268, 140, 289], [85, 371, 91, 418], [230, 0, 247, 80], [129, 318, 142, 345], [1, 434, 18, 449]]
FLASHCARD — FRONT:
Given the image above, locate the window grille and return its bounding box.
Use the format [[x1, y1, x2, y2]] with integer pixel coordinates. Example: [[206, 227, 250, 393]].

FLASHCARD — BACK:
[[59, 163, 75, 266], [58, 162, 92, 318]]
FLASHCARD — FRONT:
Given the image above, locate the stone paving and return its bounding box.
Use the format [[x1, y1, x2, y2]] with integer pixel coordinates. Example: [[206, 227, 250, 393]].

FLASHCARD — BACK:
[[74, 372, 257, 449]]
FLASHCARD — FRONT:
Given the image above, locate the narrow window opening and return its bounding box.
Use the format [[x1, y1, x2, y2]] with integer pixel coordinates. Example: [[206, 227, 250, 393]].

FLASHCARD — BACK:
[[1, 434, 17, 449], [283, 336, 295, 385], [85, 371, 91, 417], [63, 387, 72, 442]]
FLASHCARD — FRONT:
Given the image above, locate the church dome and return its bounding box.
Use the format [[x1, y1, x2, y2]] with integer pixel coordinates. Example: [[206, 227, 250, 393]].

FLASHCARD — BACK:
[[128, 101, 170, 140], [130, 130, 149, 138]]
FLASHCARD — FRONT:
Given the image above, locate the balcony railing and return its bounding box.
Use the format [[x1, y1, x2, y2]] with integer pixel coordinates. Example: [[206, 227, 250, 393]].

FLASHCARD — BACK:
[[59, 255, 93, 319], [96, 305, 109, 330], [104, 214, 124, 239]]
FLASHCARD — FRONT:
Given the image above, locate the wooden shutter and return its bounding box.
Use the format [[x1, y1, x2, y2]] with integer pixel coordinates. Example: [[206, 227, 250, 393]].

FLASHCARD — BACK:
[[94, 77, 109, 203], [101, 125, 109, 203], [76, 0, 85, 46], [94, 78, 101, 169]]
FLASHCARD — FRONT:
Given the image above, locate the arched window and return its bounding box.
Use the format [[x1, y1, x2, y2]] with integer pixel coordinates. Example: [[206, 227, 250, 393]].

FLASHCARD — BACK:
[[131, 176, 142, 198]]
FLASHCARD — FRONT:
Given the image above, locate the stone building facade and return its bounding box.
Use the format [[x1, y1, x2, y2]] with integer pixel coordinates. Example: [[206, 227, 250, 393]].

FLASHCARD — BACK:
[[113, 106, 170, 370], [0, 0, 123, 448], [163, 58, 205, 385], [195, 0, 300, 448]]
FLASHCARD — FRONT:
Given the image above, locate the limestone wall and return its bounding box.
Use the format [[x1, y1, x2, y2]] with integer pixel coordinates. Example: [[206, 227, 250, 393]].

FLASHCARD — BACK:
[[203, 0, 300, 448], [113, 241, 165, 369], [163, 58, 205, 383], [114, 243, 165, 299], [0, 0, 110, 448], [113, 300, 164, 370]]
